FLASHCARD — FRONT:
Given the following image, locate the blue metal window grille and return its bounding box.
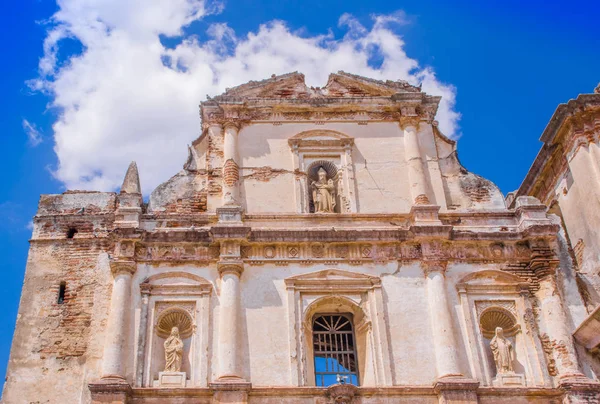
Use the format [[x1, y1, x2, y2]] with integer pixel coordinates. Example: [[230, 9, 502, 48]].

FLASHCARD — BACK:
[[312, 314, 359, 387]]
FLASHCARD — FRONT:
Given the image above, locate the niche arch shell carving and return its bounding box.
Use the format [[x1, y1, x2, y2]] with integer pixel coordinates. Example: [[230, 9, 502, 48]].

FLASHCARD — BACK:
[[479, 306, 519, 338], [155, 308, 194, 339]]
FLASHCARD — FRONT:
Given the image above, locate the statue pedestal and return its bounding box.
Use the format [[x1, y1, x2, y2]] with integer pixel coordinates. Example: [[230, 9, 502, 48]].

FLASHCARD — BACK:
[[493, 372, 525, 387], [154, 371, 186, 388]]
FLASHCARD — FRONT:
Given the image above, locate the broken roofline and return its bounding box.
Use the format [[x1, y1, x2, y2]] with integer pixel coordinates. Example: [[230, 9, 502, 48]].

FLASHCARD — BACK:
[[197, 71, 442, 132], [514, 92, 600, 203], [203, 71, 427, 101]]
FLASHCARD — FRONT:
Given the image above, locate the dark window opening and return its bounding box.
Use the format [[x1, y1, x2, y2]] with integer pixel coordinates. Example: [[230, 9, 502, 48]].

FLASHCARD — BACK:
[[312, 313, 359, 387], [66, 228, 78, 239], [57, 282, 66, 304]]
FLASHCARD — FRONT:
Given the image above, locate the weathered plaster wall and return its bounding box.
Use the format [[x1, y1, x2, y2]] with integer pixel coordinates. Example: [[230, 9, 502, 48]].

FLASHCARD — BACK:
[[121, 260, 559, 389], [238, 122, 414, 214], [3, 193, 115, 404], [555, 144, 600, 307]]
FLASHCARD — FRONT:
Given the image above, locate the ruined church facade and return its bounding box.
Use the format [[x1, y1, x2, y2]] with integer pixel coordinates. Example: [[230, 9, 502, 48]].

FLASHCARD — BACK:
[[3, 72, 600, 403]]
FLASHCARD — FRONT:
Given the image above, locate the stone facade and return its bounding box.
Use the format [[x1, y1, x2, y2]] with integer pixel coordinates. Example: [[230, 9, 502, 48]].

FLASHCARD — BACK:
[[3, 72, 600, 403]]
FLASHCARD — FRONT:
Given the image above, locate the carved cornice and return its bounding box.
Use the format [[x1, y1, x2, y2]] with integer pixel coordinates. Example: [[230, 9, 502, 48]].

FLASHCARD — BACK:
[[201, 103, 435, 126], [134, 243, 218, 262], [127, 239, 538, 265]]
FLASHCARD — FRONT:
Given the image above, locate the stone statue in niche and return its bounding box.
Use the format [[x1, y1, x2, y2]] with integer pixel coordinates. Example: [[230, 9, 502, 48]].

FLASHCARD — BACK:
[[311, 167, 336, 213], [490, 326, 514, 374], [164, 326, 184, 372]]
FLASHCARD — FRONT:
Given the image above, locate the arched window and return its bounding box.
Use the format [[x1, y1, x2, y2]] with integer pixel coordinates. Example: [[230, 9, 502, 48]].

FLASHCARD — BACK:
[[312, 313, 359, 386]]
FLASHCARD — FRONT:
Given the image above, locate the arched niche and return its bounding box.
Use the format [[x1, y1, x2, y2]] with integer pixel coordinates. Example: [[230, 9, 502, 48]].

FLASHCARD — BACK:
[[306, 160, 341, 213], [456, 269, 549, 387], [288, 130, 357, 213], [137, 271, 212, 388], [284, 269, 392, 387]]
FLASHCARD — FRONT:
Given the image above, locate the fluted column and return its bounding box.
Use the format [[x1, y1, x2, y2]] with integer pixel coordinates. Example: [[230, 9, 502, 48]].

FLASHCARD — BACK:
[[424, 261, 463, 378], [403, 122, 430, 205], [222, 122, 241, 206], [101, 260, 136, 380], [216, 262, 245, 382]]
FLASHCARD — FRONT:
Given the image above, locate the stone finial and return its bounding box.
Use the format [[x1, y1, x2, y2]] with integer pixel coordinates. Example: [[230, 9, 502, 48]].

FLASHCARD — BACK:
[[595, 83, 600, 94], [120, 161, 141, 194]]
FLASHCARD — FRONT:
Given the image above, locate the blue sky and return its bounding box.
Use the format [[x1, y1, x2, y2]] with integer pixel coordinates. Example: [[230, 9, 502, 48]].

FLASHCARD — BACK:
[[0, 0, 598, 383]]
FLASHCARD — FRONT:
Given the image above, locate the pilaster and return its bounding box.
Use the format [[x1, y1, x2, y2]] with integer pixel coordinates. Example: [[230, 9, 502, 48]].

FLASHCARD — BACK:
[[402, 120, 431, 205], [423, 260, 463, 379], [222, 120, 241, 207], [91, 259, 136, 401], [211, 207, 251, 390], [527, 240, 600, 400], [101, 260, 136, 380]]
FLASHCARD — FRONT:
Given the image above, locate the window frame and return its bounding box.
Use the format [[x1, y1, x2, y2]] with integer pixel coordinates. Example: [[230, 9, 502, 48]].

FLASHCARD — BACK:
[[311, 312, 360, 387]]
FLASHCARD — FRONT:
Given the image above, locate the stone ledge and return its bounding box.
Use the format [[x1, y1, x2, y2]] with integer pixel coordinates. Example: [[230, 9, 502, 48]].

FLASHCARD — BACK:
[[123, 385, 583, 399], [210, 380, 252, 391], [88, 379, 132, 400], [434, 377, 480, 392]]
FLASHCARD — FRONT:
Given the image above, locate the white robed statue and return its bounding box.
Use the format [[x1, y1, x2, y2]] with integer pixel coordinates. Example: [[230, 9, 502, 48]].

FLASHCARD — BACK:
[[164, 326, 184, 372], [311, 168, 336, 213], [490, 326, 514, 374]]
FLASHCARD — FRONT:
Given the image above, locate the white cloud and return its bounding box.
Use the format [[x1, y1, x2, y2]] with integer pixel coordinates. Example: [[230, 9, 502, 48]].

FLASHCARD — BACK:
[[22, 119, 43, 146], [32, 0, 460, 193]]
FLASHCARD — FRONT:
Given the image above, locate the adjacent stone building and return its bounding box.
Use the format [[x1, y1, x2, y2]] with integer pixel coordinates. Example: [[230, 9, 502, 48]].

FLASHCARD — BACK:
[[2, 72, 600, 403]]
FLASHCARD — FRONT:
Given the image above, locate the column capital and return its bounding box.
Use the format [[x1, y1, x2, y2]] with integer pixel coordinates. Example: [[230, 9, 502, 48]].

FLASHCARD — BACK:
[[109, 260, 136, 276], [218, 261, 244, 277], [399, 116, 424, 130], [422, 260, 448, 277], [223, 119, 242, 131]]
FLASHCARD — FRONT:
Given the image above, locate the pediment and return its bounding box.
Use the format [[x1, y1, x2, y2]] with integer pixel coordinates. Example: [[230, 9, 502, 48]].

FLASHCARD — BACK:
[[285, 269, 381, 291], [140, 271, 213, 296], [458, 270, 523, 285], [290, 129, 352, 141], [213, 71, 421, 100], [288, 129, 354, 150], [215, 72, 312, 99], [323, 72, 421, 97], [457, 270, 530, 293]]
